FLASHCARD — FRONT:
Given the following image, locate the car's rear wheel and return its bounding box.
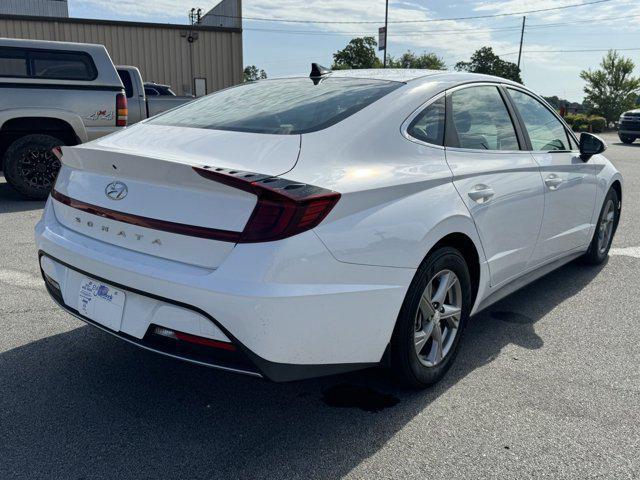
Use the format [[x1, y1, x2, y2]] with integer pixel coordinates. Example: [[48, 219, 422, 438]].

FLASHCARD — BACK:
[[582, 188, 620, 265], [619, 135, 635, 144], [3, 134, 63, 200], [390, 247, 472, 388]]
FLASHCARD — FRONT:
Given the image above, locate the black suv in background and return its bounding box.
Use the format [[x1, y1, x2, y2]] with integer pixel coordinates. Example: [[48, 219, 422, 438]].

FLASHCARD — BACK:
[[618, 109, 640, 144]]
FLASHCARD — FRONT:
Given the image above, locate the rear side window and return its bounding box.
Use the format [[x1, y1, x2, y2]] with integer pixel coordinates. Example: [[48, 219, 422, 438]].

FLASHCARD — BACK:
[[118, 70, 134, 98], [507, 88, 570, 151], [145, 87, 159, 96], [0, 48, 96, 81], [407, 97, 445, 146], [150, 77, 402, 134], [31, 51, 96, 80], [0, 48, 28, 77], [448, 86, 519, 151]]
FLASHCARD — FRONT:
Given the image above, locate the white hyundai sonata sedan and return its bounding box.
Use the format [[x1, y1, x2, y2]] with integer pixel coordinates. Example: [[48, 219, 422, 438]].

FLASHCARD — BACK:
[[36, 66, 622, 387]]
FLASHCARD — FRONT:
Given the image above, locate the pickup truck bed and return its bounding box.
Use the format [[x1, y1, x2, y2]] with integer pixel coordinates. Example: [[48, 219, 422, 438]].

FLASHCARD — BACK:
[[116, 66, 194, 123]]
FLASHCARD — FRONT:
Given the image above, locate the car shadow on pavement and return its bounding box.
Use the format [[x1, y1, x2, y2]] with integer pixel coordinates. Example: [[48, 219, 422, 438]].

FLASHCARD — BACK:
[[611, 141, 640, 148], [0, 260, 606, 480], [0, 177, 45, 214]]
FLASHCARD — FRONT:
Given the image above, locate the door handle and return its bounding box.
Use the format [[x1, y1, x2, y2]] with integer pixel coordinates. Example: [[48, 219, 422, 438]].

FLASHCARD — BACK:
[[544, 174, 563, 190], [468, 185, 495, 203]]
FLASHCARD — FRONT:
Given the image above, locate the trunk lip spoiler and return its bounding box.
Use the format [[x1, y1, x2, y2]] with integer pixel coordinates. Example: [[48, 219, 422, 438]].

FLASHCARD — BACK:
[[50, 189, 242, 243]]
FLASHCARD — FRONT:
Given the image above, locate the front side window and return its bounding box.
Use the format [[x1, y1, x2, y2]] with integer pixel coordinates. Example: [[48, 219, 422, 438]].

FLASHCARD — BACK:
[[150, 77, 402, 134], [31, 51, 96, 81], [508, 89, 570, 151], [0, 48, 27, 77], [407, 96, 445, 146], [448, 86, 519, 151]]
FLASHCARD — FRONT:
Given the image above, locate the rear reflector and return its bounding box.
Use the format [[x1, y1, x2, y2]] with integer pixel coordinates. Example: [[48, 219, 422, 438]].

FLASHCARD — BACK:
[[116, 93, 128, 127], [194, 166, 340, 243], [52, 146, 63, 161], [153, 326, 236, 351]]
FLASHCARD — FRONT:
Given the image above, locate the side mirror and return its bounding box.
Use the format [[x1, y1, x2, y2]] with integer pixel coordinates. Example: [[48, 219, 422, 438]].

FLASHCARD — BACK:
[[579, 133, 606, 161]]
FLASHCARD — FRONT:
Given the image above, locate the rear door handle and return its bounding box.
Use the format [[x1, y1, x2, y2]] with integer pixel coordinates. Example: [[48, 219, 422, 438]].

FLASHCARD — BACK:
[[544, 174, 563, 190], [468, 185, 495, 203]]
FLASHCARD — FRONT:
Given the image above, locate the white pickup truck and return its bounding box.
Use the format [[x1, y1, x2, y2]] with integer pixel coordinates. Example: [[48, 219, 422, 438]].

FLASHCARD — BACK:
[[0, 38, 194, 199], [116, 66, 193, 124]]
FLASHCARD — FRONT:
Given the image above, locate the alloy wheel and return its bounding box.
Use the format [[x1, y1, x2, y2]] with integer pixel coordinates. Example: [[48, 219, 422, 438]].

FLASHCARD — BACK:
[[413, 269, 462, 367], [18, 147, 60, 191], [597, 199, 615, 254]]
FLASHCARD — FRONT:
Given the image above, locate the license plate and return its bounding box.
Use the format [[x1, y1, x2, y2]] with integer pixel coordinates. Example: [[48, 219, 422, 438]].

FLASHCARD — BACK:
[[77, 278, 125, 331]]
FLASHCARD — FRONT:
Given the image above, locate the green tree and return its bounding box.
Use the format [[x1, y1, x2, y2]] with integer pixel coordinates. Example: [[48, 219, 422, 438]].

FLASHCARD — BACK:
[[332, 36, 382, 70], [243, 65, 267, 82], [455, 47, 522, 83], [580, 50, 640, 123], [388, 51, 445, 70]]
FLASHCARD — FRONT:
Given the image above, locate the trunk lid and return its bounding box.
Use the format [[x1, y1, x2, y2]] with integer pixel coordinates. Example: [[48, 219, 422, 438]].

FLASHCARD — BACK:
[[51, 124, 301, 268]]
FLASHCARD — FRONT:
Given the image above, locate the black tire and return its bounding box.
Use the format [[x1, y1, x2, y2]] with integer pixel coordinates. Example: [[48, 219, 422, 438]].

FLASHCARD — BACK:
[[582, 188, 620, 265], [619, 135, 635, 144], [2, 134, 63, 200], [390, 247, 472, 388]]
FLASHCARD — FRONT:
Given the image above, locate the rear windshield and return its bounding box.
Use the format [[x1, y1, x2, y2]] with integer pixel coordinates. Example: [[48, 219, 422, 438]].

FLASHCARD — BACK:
[[149, 77, 402, 134]]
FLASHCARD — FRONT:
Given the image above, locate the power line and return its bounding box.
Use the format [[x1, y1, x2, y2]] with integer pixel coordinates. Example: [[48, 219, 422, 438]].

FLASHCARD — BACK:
[[501, 47, 640, 55], [242, 25, 523, 36], [242, 11, 640, 37], [235, 0, 615, 25]]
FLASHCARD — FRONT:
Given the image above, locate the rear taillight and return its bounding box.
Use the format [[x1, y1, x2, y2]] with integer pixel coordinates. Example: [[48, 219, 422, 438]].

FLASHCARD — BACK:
[[52, 146, 63, 160], [152, 326, 236, 351], [193, 166, 340, 243], [116, 93, 128, 127]]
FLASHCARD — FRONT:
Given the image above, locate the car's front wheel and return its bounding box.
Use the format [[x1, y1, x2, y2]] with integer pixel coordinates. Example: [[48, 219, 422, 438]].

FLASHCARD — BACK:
[[619, 135, 635, 144], [390, 247, 472, 388], [582, 188, 620, 265]]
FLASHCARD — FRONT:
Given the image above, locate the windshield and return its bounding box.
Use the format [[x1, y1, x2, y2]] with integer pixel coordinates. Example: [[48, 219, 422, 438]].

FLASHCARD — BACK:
[[149, 77, 402, 134]]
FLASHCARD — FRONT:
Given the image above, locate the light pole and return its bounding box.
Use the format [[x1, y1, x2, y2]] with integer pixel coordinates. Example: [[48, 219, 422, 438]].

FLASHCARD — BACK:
[[517, 16, 526, 70], [383, 0, 389, 68]]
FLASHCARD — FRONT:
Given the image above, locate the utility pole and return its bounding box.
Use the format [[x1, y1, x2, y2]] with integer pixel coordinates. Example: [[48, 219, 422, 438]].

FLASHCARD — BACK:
[[517, 16, 526, 69], [383, 0, 389, 68]]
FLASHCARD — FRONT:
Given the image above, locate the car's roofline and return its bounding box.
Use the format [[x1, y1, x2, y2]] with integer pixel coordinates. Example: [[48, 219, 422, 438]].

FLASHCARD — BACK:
[[260, 69, 524, 88]]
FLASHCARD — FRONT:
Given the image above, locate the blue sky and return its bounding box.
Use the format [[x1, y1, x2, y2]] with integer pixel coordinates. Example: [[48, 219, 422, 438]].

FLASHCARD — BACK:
[[69, 0, 640, 102]]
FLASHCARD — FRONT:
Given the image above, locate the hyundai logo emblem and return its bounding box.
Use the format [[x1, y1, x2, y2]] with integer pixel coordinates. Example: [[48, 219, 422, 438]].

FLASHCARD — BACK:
[[105, 181, 128, 200]]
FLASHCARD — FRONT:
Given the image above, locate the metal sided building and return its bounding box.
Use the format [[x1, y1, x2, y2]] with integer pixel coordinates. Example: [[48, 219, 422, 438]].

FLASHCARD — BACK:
[[0, 0, 243, 96]]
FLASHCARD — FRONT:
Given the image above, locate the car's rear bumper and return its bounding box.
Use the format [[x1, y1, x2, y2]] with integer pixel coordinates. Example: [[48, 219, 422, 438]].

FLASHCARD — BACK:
[[35, 198, 414, 381]]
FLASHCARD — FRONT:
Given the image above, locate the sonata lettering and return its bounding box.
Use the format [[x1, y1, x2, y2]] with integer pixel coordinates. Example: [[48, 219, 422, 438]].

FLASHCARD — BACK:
[[71, 216, 162, 246]]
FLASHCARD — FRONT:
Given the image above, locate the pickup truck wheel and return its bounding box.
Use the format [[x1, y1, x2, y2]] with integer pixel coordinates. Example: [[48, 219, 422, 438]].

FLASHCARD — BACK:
[[619, 135, 635, 144], [3, 134, 63, 200]]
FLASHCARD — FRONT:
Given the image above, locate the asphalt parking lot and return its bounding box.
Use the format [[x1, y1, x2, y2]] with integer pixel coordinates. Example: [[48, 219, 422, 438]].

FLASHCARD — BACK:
[[0, 132, 638, 480]]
